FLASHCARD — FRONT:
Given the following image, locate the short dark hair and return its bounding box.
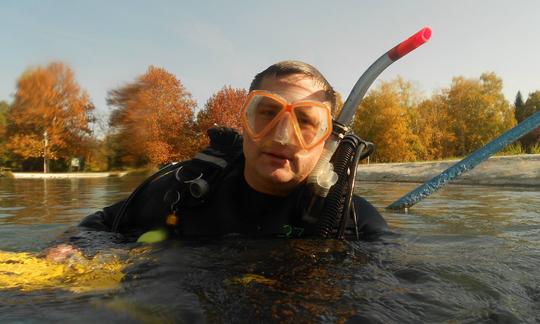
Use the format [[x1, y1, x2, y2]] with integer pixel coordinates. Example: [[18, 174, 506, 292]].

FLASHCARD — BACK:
[[249, 60, 337, 114]]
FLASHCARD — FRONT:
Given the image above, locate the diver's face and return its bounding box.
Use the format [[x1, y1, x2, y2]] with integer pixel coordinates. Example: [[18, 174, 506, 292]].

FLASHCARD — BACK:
[[243, 74, 329, 196]]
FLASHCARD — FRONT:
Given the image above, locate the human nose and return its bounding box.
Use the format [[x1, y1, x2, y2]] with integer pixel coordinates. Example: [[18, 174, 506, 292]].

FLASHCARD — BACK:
[[272, 113, 298, 146]]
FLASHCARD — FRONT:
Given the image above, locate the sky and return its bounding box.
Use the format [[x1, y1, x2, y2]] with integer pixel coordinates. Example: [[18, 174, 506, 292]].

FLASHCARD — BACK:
[[2, 0, 540, 123]]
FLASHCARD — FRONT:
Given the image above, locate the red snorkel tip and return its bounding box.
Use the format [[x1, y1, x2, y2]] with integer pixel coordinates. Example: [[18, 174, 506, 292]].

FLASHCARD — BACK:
[[388, 26, 432, 61]]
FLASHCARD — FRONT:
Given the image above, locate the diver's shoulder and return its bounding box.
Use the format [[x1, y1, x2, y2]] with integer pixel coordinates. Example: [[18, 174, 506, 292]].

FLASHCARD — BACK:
[[352, 194, 389, 235]]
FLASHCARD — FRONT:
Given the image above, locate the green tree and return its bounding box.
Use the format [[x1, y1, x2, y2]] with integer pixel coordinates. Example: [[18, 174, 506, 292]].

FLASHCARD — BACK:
[[514, 91, 525, 122], [519, 90, 540, 150]]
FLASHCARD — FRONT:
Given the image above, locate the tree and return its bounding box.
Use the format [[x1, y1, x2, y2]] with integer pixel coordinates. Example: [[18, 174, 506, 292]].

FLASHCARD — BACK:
[[0, 101, 10, 166], [443, 72, 515, 156], [6, 62, 95, 172], [519, 90, 540, 150], [107, 66, 197, 166], [352, 78, 423, 162], [196, 86, 248, 138], [514, 91, 525, 122], [413, 94, 456, 160], [0, 101, 8, 133], [196, 86, 248, 132], [0, 101, 8, 141]]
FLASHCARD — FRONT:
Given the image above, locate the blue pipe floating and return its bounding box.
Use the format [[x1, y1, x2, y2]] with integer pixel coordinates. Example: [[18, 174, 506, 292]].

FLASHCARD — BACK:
[[386, 111, 540, 211]]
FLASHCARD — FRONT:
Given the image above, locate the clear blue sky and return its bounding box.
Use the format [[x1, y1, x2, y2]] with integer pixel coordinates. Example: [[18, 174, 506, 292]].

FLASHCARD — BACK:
[[2, 0, 540, 122]]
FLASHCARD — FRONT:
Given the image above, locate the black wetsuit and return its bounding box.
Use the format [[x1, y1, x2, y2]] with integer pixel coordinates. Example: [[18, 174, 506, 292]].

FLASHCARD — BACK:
[[79, 158, 387, 239]]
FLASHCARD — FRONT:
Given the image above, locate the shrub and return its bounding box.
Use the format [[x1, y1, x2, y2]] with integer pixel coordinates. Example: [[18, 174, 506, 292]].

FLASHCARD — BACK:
[[529, 143, 540, 154], [497, 142, 524, 156]]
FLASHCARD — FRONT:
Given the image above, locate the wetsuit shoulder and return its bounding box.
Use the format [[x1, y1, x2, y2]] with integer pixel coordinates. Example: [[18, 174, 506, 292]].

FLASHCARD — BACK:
[[78, 200, 125, 231], [352, 195, 388, 236]]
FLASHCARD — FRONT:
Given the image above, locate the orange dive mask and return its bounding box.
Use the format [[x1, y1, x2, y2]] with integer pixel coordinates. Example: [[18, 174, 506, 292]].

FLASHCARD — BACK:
[[241, 90, 332, 150]]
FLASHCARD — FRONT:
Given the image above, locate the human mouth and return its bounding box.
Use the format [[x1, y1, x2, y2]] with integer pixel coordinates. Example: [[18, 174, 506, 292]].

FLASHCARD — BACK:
[[262, 151, 292, 164]]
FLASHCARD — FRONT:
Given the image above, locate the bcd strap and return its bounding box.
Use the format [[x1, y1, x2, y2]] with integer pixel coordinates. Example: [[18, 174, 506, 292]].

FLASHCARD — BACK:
[[113, 127, 243, 233], [163, 127, 244, 231]]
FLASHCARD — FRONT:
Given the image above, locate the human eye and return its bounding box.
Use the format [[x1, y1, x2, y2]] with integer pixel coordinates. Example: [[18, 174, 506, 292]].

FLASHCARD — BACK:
[[256, 104, 280, 119], [295, 110, 319, 128]]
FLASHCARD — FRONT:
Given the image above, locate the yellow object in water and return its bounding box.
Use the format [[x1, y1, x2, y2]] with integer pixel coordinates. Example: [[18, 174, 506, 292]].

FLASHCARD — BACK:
[[0, 250, 125, 293], [137, 228, 168, 243], [225, 273, 277, 286]]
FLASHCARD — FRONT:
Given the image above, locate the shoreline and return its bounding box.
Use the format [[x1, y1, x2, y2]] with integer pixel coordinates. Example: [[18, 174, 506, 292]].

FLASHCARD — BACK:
[[6, 171, 128, 179], [2, 154, 538, 185], [356, 154, 539, 187]]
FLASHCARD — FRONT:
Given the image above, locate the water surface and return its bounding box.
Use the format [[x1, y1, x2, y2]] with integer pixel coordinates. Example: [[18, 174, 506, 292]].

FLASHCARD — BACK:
[[0, 175, 539, 323]]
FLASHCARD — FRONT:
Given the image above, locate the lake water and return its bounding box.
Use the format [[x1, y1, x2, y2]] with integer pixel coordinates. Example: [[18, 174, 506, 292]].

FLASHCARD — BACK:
[[0, 175, 539, 323]]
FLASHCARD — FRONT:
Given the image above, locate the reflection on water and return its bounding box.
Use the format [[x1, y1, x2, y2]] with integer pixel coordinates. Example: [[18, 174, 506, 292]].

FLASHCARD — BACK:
[[0, 175, 539, 322]]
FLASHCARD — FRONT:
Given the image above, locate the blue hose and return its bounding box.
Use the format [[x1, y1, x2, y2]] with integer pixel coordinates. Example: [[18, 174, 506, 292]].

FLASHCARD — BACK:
[[387, 111, 540, 210]]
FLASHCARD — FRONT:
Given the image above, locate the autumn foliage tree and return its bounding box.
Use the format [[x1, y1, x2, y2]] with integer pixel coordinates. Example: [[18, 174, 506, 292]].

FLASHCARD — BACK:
[[352, 78, 423, 162], [0, 101, 10, 166], [352, 73, 516, 162], [107, 66, 197, 167], [6, 62, 95, 171], [195, 86, 248, 150], [196, 86, 248, 133], [442, 73, 515, 157], [413, 94, 456, 160]]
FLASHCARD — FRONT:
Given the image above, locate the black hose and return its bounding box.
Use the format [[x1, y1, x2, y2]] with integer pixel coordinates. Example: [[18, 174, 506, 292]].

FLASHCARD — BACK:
[[337, 140, 373, 239], [315, 135, 358, 238], [315, 134, 373, 239], [337, 141, 365, 239]]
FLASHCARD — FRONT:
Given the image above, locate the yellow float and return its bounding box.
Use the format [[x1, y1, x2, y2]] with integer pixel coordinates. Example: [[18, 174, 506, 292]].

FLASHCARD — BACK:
[[0, 249, 126, 293]]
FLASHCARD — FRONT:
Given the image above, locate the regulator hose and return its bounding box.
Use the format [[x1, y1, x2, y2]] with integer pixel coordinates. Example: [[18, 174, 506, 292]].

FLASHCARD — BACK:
[[337, 137, 373, 239], [315, 134, 373, 238]]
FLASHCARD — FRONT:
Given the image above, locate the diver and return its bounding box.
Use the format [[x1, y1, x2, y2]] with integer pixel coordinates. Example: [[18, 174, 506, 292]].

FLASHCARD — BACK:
[[46, 61, 388, 260]]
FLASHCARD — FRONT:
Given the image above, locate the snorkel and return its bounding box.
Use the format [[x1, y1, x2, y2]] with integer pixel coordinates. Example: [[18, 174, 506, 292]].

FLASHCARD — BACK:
[[305, 27, 432, 236]]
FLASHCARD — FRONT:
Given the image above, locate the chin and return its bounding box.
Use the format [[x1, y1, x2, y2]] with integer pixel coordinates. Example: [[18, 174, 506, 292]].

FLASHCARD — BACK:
[[268, 169, 295, 184]]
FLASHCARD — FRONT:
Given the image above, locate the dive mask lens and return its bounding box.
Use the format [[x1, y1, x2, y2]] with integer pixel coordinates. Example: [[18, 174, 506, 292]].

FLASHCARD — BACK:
[[245, 94, 284, 136], [292, 105, 330, 147]]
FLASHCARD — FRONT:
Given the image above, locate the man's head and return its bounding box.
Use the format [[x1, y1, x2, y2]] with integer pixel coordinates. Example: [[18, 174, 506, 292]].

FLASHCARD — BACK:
[[242, 60, 337, 196], [249, 60, 337, 114]]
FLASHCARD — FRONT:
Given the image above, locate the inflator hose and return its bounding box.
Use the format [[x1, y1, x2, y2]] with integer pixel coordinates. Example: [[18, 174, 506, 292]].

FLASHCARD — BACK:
[[315, 134, 373, 238], [315, 135, 359, 237]]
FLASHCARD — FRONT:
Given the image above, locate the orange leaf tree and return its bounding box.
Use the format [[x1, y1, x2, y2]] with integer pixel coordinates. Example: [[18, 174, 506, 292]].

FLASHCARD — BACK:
[[352, 78, 423, 162], [0, 101, 10, 166], [443, 72, 516, 157], [412, 94, 456, 160], [194, 86, 248, 149], [107, 66, 197, 167], [6, 62, 95, 170], [196, 86, 248, 133]]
